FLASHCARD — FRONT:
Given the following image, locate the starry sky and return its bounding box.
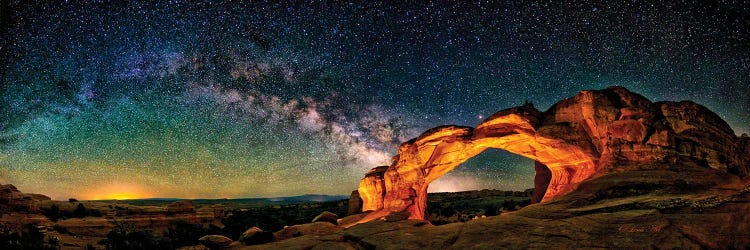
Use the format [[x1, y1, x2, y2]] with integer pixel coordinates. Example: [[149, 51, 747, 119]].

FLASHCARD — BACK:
[[1, 1, 748, 200]]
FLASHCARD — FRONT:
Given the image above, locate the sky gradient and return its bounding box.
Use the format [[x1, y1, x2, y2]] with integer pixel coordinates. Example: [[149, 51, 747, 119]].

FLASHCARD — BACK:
[[1, 1, 748, 200]]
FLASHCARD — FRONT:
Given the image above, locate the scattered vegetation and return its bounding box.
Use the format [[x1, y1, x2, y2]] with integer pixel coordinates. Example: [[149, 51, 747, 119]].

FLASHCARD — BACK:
[[165, 220, 221, 248], [98, 219, 221, 250], [221, 200, 348, 239], [427, 190, 532, 225], [99, 223, 169, 250], [0, 222, 59, 250], [41, 203, 103, 222]]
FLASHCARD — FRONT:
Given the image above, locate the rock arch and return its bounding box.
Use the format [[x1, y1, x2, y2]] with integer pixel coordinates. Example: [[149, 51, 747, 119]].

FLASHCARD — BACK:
[[354, 87, 749, 223]]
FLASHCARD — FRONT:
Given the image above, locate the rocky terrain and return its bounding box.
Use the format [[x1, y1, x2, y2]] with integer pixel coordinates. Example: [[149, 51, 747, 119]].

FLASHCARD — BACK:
[[0, 184, 51, 214], [0, 185, 223, 249]]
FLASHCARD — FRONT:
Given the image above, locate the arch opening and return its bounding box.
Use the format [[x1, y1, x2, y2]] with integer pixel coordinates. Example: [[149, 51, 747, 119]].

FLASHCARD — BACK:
[[427, 148, 535, 194]]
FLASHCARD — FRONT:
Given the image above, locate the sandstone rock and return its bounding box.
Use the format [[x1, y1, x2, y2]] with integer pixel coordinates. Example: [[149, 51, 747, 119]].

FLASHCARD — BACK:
[[273, 222, 342, 241], [239, 226, 273, 245], [310, 241, 357, 250], [357, 166, 388, 212], [239, 88, 750, 249], [242, 235, 331, 250], [0, 184, 51, 213], [383, 211, 410, 222], [311, 211, 338, 225], [337, 213, 369, 227], [346, 190, 362, 215], [167, 200, 196, 215], [177, 245, 210, 250], [197, 235, 234, 249], [354, 86, 750, 222], [260, 166, 748, 249]]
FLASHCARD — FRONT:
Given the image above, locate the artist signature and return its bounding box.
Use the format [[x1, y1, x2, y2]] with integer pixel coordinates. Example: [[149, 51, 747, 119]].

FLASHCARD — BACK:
[[617, 224, 664, 233]]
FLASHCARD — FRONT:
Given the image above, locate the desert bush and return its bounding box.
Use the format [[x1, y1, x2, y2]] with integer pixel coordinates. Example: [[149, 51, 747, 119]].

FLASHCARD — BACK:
[[165, 220, 220, 248], [221, 200, 348, 239], [73, 203, 87, 218], [483, 203, 499, 216], [42, 204, 61, 222], [0, 222, 58, 250], [99, 220, 171, 250]]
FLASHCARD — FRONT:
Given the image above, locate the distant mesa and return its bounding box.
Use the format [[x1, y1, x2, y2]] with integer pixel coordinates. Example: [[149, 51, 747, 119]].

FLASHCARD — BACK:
[[0, 183, 51, 213], [353, 86, 750, 223]]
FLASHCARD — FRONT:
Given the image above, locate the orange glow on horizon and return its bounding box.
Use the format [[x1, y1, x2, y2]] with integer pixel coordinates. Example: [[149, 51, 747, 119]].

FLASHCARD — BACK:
[[81, 183, 155, 200]]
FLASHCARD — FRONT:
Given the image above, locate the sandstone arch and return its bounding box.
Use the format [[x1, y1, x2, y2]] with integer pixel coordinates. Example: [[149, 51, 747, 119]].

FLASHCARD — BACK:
[[354, 87, 749, 223]]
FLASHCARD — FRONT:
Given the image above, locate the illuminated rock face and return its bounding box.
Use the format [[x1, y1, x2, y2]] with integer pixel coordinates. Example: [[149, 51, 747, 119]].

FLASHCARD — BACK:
[[358, 166, 389, 212], [355, 86, 750, 222]]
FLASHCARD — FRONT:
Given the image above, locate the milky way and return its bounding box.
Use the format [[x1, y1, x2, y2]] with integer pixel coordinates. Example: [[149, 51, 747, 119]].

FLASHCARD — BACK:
[[1, 1, 748, 199]]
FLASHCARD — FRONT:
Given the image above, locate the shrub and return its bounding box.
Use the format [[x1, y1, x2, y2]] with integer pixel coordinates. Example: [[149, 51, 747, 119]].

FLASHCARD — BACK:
[[73, 203, 87, 218], [99, 220, 172, 250], [0, 222, 58, 250], [165, 220, 220, 248], [483, 204, 499, 216], [42, 204, 61, 222]]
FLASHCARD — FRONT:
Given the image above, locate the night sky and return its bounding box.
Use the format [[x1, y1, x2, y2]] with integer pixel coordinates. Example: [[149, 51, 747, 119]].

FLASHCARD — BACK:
[[1, 1, 748, 200]]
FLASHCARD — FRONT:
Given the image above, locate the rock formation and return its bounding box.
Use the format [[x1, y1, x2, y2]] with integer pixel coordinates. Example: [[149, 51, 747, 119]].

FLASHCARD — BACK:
[[357, 166, 388, 212], [355, 86, 750, 221], [198, 235, 235, 249], [346, 190, 361, 215], [167, 200, 196, 214], [311, 211, 338, 225], [0, 183, 51, 213], [239, 227, 273, 245], [272, 222, 342, 242], [236, 86, 750, 249]]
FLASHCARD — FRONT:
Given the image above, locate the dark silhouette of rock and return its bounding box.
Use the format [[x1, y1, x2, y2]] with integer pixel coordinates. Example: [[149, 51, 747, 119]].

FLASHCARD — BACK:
[[347, 190, 362, 215], [311, 211, 338, 225], [353, 86, 750, 222]]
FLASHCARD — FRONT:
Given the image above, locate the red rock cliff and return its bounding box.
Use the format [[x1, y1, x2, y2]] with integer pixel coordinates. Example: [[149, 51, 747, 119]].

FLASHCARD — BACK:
[[355, 86, 750, 222]]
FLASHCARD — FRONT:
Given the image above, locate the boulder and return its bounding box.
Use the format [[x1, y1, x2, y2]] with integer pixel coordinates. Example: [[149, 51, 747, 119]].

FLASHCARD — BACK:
[[312, 211, 338, 225], [273, 222, 342, 241], [347, 190, 362, 215], [239, 226, 273, 245], [197, 235, 233, 249]]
